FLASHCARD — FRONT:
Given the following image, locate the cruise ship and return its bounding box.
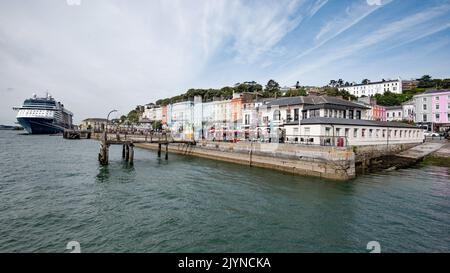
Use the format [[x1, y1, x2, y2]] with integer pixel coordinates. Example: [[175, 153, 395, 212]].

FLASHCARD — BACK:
[[13, 93, 74, 134]]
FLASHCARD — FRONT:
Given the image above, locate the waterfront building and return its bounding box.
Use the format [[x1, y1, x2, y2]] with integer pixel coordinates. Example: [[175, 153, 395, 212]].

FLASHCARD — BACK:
[[413, 89, 450, 132], [161, 105, 168, 125], [402, 99, 415, 122], [167, 100, 194, 139], [386, 106, 403, 122], [356, 97, 386, 121], [212, 98, 232, 141], [79, 118, 108, 132], [257, 96, 369, 142], [142, 104, 162, 122], [284, 118, 423, 146], [338, 78, 402, 98]]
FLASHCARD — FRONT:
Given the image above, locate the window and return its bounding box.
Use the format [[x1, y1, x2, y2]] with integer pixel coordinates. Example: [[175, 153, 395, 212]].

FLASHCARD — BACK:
[[436, 104, 440, 110], [356, 110, 361, 119], [325, 127, 331, 136], [353, 129, 358, 138], [286, 110, 291, 122], [435, 96, 439, 100], [392, 112, 395, 117], [273, 110, 281, 121], [345, 128, 350, 137], [376, 129, 380, 138], [382, 129, 386, 138], [294, 109, 299, 121], [336, 128, 341, 136], [244, 114, 250, 125], [369, 129, 373, 138], [349, 110, 354, 119], [303, 127, 310, 136], [362, 129, 366, 137], [423, 114, 427, 122], [394, 130, 397, 137], [423, 97, 427, 102], [436, 114, 440, 121], [423, 104, 427, 110]]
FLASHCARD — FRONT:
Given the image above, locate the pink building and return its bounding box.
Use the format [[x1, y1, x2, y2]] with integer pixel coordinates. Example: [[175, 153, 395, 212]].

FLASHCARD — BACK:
[[414, 89, 450, 132]]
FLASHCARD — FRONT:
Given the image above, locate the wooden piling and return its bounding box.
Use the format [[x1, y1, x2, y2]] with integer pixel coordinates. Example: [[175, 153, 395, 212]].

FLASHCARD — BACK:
[[125, 144, 130, 161], [129, 144, 134, 165], [122, 144, 125, 159], [99, 142, 109, 165], [158, 143, 162, 158], [165, 143, 168, 160]]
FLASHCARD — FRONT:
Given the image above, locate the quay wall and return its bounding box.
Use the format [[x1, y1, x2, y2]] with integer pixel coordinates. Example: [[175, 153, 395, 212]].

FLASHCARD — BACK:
[[135, 141, 356, 181], [353, 143, 420, 172]]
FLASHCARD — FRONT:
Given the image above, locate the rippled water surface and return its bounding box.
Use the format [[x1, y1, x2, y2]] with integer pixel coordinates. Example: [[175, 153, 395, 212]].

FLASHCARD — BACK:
[[0, 131, 449, 252]]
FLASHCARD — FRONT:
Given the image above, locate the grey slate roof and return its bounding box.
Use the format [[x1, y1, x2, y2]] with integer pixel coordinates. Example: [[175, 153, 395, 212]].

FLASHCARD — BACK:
[[265, 95, 369, 109], [286, 117, 418, 128]]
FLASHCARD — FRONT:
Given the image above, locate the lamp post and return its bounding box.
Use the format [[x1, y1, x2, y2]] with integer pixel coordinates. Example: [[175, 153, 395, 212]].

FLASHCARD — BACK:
[[105, 109, 118, 139]]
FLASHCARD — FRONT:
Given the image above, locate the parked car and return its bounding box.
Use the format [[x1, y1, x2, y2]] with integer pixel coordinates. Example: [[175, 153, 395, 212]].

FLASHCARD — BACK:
[[424, 131, 440, 137]]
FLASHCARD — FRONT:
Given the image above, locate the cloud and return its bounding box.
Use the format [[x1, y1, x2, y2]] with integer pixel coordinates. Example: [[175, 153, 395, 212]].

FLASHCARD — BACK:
[[367, 0, 382, 6], [281, 3, 450, 82]]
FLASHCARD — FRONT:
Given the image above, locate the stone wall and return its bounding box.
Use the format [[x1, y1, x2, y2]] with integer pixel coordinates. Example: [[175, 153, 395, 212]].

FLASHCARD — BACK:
[[135, 141, 356, 181]]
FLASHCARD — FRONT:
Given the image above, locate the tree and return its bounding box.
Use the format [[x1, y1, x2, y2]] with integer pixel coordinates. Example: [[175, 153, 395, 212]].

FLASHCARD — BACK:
[[285, 88, 307, 97], [152, 120, 162, 130], [323, 87, 356, 101], [264, 79, 281, 97], [417, 75, 434, 88], [127, 110, 139, 124]]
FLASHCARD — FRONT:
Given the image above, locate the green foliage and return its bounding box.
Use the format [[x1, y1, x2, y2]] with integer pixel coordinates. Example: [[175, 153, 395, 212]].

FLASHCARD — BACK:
[[151, 120, 162, 130], [263, 79, 281, 98], [127, 110, 139, 123], [323, 87, 357, 101], [374, 89, 424, 106], [417, 75, 450, 89], [284, 88, 307, 97]]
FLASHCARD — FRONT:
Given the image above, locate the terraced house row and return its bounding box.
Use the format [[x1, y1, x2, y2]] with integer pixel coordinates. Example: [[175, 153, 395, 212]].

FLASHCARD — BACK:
[[140, 92, 424, 147]]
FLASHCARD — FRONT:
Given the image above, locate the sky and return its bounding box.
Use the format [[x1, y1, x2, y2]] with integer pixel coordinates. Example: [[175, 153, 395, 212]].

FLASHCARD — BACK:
[[1, 0, 450, 125]]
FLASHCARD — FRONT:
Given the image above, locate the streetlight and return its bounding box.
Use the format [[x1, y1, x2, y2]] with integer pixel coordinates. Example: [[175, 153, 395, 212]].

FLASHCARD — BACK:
[[105, 109, 118, 136]]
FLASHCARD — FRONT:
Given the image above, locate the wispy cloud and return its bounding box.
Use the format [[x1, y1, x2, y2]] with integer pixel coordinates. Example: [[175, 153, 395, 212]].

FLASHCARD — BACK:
[[288, 0, 392, 65], [282, 3, 450, 82]]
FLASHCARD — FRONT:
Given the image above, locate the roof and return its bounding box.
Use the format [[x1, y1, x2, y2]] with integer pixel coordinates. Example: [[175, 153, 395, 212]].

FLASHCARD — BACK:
[[82, 118, 108, 122], [265, 95, 369, 109], [413, 89, 450, 97], [423, 89, 450, 94], [339, 79, 400, 87], [384, 106, 402, 110], [286, 117, 417, 128]]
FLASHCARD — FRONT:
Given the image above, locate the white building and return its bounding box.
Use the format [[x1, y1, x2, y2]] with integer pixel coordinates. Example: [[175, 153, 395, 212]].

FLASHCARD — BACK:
[[142, 104, 162, 121], [284, 118, 423, 146], [385, 106, 403, 122], [402, 99, 415, 122], [338, 78, 403, 98]]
